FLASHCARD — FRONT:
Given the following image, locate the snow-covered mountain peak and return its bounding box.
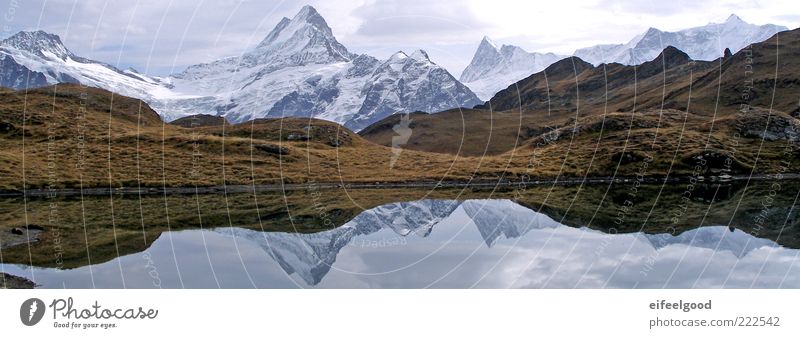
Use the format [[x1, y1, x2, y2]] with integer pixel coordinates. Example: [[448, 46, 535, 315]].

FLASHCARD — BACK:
[[643, 27, 663, 35], [0, 29, 174, 95], [141, 5, 478, 128], [725, 14, 744, 24], [250, 5, 351, 65], [460, 37, 502, 83], [388, 51, 408, 61], [0, 6, 479, 129], [460, 36, 567, 100], [259, 5, 333, 46], [479, 36, 498, 48], [296, 4, 320, 19], [1, 30, 72, 60], [382, 49, 432, 69], [575, 15, 787, 66], [409, 49, 431, 62], [630, 27, 664, 47]]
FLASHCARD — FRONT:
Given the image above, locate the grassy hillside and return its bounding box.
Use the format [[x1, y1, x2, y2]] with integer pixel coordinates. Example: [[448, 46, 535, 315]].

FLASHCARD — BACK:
[[0, 84, 499, 190], [3, 26, 800, 192], [1, 84, 798, 193], [360, 29, 800, 176], [2, 83, 797, 268], [358, 108, 546, 156]]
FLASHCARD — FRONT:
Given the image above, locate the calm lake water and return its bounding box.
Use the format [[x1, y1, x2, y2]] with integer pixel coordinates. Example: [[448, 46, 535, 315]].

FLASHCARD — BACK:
[[3, 187, 800, 288]]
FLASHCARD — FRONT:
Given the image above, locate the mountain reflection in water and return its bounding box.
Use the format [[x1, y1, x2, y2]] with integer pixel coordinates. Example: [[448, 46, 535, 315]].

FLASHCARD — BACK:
[[2, 199, 798, 288]]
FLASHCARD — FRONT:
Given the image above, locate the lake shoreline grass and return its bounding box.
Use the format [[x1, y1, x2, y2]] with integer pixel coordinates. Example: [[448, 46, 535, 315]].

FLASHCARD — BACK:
[[2, 173, 798, 197], [3, 180, 800, 272]]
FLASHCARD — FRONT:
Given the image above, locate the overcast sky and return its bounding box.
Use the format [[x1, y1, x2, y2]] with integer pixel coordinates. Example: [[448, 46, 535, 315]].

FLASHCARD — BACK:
[[1, 0, 797, 77]]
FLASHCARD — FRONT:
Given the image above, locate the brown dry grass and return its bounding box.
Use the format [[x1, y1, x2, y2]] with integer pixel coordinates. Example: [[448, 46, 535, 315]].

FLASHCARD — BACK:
[[0, 85, 493, 190], [1, 80, 797, 193]]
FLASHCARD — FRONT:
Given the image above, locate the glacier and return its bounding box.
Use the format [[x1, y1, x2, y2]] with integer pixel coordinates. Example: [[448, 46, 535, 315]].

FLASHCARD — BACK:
[[0, 5, 481, 131]]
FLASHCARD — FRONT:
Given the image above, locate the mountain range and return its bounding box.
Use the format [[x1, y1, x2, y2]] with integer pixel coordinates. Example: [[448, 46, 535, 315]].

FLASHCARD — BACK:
[[0, 30, 177, 104], [1, 7, 791, 129], [574, 14, 787, 65], [481, 25, 800, 116], [460, 14, 787, 101], [3, 17, 799, 188], [0, 5, 481, 131], [361, 25, 800, 175]]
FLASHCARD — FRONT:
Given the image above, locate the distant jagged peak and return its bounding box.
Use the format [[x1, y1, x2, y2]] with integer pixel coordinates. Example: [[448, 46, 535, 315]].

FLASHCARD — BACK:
[[259, 5, 332, 46], [700, 13, 762, 30], [296, 4, 321, 19], [1, 30, 73, 60], [725, 13, 744, 23], [476, 36, 532, 57], [631, 27, 664, 46], [648, 26, 665, 34], [409, 49, 431, 63], [380, 49, 436, 73], [387, 50, 408, 61], [479, 36, 499, 49], [460, 37, 504, 83]]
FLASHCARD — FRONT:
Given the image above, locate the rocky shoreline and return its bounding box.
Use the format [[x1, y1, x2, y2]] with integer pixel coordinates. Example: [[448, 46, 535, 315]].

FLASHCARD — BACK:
[[1, 272, 35, 289]]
